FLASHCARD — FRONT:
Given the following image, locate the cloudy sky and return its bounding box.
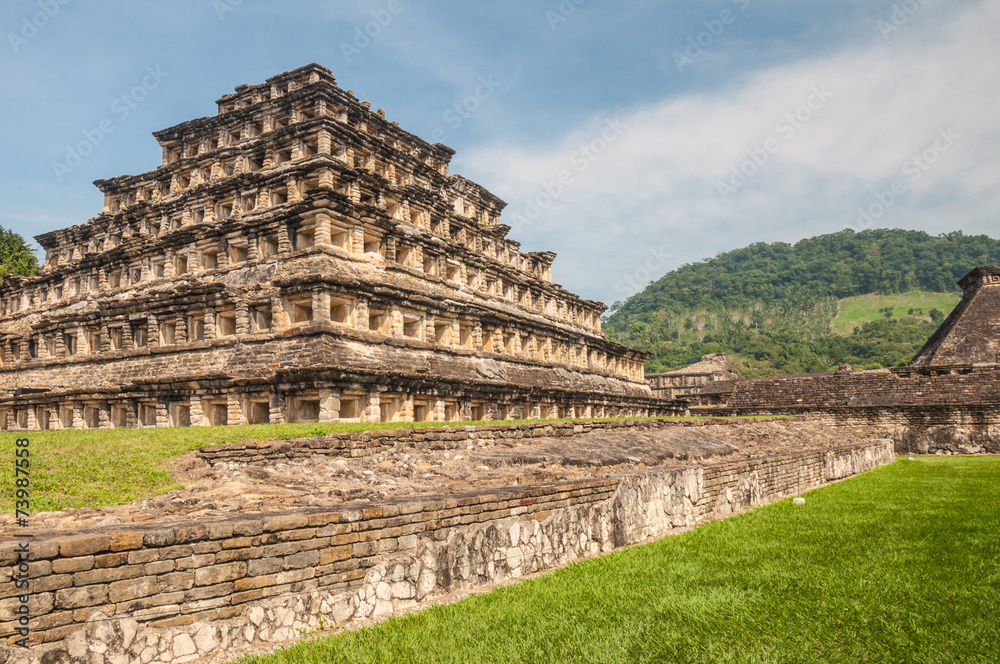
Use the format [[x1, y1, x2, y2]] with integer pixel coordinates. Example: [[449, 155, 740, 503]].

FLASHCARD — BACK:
[[2, 0, 997, 306]]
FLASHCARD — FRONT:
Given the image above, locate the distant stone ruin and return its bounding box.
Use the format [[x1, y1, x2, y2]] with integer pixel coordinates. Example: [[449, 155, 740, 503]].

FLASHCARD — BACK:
[[0, 64, 667, 431], [910, 265, 1000, 366], [647, 353, 742, 399], [679, 266, 1000, 453]]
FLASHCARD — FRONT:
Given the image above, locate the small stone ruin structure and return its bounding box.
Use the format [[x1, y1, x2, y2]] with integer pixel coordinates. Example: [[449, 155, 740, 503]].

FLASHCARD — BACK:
[[910, 265, 1000, 366], [647, 353, 742, 399], [0, 63, 667, 431]]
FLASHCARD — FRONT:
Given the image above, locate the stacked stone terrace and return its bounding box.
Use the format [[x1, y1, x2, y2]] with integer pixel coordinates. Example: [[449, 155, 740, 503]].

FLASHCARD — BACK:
[[0, 64, 663, 431], [910, 265, 1000, 367]]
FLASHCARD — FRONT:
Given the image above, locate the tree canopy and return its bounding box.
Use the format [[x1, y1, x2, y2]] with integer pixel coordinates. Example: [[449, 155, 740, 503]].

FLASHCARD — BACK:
[[0, 227, 39, 279], [604, 229, 1000, 376]]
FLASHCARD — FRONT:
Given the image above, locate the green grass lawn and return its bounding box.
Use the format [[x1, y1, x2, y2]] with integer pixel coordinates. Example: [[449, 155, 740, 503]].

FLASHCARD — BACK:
[[832, 291, 960, 335], [0, 416, 754, 513], [237, 456, 1000, 664]]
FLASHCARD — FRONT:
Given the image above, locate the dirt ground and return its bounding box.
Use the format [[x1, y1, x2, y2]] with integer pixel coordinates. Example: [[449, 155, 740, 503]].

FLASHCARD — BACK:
[[8, 419, 887, 533]]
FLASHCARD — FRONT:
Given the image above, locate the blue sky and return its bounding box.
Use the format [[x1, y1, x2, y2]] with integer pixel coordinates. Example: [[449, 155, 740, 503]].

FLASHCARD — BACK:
[[2, 0, 998, 306]]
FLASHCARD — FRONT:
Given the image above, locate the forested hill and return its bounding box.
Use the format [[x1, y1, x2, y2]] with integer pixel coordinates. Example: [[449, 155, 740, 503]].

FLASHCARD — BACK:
[[604, 229, 1000, 376]]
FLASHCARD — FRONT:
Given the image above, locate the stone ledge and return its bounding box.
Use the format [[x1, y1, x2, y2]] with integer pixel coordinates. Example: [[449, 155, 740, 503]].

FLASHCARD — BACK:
[[196, 417, 757, 464]]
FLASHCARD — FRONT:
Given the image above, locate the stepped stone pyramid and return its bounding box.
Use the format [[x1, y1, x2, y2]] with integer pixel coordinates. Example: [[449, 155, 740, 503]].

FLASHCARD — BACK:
[[910, 265, 1000, 367], [0, 64, 664, 431]]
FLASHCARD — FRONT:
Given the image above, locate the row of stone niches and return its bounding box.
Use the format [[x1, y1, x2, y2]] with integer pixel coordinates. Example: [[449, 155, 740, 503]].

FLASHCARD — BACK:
[[0, 389, 654, 431], [58, 172, 514, 288], [151, 140, 472, 223], [26, 211, 591, 333], [101, 116, 488, 260], [0, 288, 644, 381], [210, 67, 449, 179], [51, 120, 546, 292], [166, 93, 446, 180]]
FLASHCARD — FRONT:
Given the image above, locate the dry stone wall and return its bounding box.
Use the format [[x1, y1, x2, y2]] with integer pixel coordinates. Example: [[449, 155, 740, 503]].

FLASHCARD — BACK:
[[690, 365, 1000, 453], [0, 440, 894, 664]]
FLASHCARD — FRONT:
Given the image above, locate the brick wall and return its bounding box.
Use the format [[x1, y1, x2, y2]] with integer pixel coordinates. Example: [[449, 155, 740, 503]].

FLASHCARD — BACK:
[[0, 440, 894, 664]]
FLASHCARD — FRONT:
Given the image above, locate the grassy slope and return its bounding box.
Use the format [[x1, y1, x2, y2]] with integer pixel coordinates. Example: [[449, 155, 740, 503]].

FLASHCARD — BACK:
[[832, 291, 960, 335], [238, 456, 1000, 664]]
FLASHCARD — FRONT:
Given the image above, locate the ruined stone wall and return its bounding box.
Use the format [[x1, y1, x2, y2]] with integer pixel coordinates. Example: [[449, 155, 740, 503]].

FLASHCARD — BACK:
[[0, 440, 894, 663], [646, 354, 743, 399], [691, 365, 1000, 417], [689, 365, 1000, 453]]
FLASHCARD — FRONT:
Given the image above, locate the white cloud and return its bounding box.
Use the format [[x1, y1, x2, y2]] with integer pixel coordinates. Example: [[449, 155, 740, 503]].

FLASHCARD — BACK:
[[457, 0, 1000, 305]]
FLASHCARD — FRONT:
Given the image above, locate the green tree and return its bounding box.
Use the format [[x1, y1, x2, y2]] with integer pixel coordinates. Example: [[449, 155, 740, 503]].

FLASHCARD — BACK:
[[0, 227, 39, 278]]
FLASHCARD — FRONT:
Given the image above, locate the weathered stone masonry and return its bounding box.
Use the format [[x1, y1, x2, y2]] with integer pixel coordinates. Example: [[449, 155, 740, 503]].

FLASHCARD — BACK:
[[689, 366, 1000, 453], [910, 265, 1000, 367], [0, 63, 668, 430], [0, 439, 894, 663], [691, 364, 1000, 418], [681, 265, 1000, 453], [647, 353, 742, 400], [195, 417, 742, 465]]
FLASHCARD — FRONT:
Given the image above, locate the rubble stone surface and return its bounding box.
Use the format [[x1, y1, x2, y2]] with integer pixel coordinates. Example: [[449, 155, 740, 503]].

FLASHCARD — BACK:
[[1, 418, 877, 532]]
